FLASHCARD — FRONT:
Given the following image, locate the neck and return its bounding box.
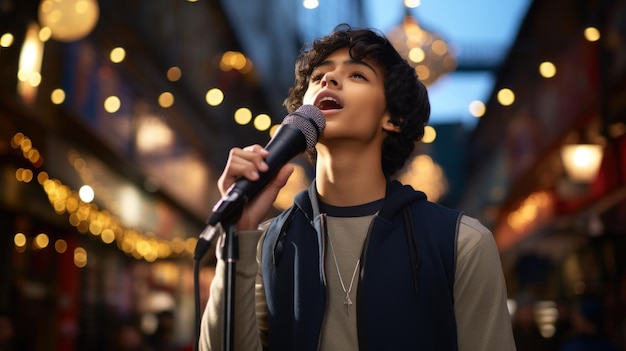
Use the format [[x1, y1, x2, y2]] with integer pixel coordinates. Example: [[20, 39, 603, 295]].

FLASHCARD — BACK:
[[315, 143, 387, 206]]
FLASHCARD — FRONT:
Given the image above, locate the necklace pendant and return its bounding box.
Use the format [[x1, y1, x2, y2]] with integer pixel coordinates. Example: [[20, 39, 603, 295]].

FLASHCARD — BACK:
[[344, 293, 353, 314]]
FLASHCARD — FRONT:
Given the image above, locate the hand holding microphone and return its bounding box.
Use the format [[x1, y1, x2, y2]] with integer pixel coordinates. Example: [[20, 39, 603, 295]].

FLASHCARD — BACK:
[[194, 105, 325, 259], [216, 145, 291, 231]]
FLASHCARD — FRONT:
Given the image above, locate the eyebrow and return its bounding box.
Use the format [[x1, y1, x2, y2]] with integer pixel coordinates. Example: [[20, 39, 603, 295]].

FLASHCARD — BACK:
[[315, 58, 379, 77]]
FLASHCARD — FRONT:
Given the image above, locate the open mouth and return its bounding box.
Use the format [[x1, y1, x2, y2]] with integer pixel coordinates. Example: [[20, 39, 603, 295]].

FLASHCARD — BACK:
[[314, 91, 344, 111], [317, 97, 343, 110]]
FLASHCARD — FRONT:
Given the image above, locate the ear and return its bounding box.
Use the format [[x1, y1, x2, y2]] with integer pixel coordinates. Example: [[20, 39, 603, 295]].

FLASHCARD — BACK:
[[382, 114, 401, 133]]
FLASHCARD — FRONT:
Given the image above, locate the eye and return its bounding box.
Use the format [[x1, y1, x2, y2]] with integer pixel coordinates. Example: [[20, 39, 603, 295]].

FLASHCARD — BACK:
[[310, 72, 324, 83], [350, 72, 368, 80]]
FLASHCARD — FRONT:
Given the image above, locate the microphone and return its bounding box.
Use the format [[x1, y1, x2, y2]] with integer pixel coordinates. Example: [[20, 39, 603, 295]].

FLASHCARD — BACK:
[[194, 104, 325, 259]]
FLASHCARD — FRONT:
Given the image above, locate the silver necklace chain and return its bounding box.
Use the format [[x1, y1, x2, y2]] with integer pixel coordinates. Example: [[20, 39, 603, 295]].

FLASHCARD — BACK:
[[328, 232, 360, 315]]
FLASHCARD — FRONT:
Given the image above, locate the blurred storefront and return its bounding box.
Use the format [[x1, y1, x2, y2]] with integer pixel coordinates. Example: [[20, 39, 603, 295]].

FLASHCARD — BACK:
[[0, 0, 291, 349], [462, 0, 626, 345]]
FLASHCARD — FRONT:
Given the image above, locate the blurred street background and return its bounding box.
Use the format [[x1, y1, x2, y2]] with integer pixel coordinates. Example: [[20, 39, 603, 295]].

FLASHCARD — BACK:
[[1, 0, 625, 350]]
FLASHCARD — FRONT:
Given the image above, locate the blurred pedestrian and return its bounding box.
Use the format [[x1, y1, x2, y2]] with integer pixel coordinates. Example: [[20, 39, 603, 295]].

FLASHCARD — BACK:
[[559, 296, 621, 351], [111, 322, 153, 351], [146, 310, 181, 351]]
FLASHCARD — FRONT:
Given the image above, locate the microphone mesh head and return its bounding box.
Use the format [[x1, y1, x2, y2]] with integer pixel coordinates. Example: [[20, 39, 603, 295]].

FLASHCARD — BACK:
[[282, 105, 326, 150]]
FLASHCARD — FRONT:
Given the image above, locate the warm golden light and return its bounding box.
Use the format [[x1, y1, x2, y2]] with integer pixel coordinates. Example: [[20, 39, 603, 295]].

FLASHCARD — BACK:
[[240, 60, 254, 74], [234, 107, 252, 125], [583, 27, 600, 42], [13, 130, 200, 261], [167, 67, 182, 81], [397, 154, 447, 202], [19, 137, 32, 152], [37, 171, 49, 184], [387, 15, 456, 86], [101, 229, 115, 243], [469, 100, 486, 117], [27, 149, 41, 165], [55, 239, 68, 253], [18, 22, 44, 103], [158, 92, 174, 108], [408, 47, 425, 63], [506, 191, 553, 231], [269, 124, 281, 138], [16, 168, 34, 183], [79, 185, 94, 203], [136, 116, 174, 152], [0, 33, 14, 47], [38, 27, 52, 42], [110, 47, 126, 63], [104, 96, 121, 113], [254, 114, 272, 131], [415, 65, 430, 82], [14, 233, 27, 248], [497, 88, 515, 106], [560, 144, 603, 183], [431, 39, 448, 55], [38, 0, 100, 42], [422, 125, 436, 143], [205, 88, 224, 106], [51, 88, 66, 104], [74, 247, 87, 267], [220, 51, 247, 71], [35, 233, 50, 249], [539, 61, 556, 78], [11, 133, 23, 148], [274, 164, 310, 209]]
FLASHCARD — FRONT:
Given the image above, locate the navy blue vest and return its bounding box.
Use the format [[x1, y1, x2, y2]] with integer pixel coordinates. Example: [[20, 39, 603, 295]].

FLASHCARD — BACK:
[[261, 180, 461, 350]]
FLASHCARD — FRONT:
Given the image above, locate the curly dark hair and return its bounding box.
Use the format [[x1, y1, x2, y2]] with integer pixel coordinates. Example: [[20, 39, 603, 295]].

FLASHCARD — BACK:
[[284, 24, 430, 176]]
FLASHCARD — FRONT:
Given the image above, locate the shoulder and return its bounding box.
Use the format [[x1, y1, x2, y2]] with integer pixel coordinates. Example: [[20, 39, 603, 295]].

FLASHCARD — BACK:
[[457, 214, 497, 259]]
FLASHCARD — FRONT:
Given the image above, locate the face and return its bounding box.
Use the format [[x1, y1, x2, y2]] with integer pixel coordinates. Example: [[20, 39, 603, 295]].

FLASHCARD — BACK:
[[302, 48, 398, 147]]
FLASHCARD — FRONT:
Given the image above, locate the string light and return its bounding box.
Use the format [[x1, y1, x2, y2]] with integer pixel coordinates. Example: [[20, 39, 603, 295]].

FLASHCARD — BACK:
[[11, 132, 197, 262]]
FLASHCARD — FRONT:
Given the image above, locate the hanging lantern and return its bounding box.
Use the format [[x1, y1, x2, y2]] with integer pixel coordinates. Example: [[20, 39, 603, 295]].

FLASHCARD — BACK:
[[387, 13, 456, 86], [38, 0, 100, 42]]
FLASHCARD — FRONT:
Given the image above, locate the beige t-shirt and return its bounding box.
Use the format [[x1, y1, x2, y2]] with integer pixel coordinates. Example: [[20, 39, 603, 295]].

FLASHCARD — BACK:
[[200, 214, 516, 351]]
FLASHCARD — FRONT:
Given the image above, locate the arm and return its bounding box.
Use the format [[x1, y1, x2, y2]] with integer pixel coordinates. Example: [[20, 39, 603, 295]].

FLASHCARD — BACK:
[[199, 144, 293, 350], [454, 215, 516, 351], [199, 230, 264, 351]]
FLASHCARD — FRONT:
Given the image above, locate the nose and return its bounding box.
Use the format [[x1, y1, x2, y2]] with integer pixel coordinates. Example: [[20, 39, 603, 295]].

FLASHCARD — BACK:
[[321, 73, 339, 88]]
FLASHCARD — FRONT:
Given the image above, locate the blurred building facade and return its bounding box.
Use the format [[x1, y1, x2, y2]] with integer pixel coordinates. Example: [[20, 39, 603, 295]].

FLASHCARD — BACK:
[[0, 0, 300, 349], [462, 0, 626, 346]]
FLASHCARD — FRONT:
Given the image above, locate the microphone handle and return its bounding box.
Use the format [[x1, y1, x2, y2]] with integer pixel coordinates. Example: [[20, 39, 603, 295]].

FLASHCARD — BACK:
[[207, 124, 307, 226]]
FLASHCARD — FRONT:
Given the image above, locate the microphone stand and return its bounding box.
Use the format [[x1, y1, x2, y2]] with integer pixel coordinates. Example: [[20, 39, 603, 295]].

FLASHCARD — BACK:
[[220, 220, 239, 351]]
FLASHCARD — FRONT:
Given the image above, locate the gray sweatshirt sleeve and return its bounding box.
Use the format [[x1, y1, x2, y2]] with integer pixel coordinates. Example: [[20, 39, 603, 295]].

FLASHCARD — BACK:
[[199, 229, 265, 351], [454, 215, 517, 351]]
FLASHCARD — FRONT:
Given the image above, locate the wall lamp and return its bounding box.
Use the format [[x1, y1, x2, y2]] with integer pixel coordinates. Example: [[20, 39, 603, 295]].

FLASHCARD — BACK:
[[560, 144, 604, 183]]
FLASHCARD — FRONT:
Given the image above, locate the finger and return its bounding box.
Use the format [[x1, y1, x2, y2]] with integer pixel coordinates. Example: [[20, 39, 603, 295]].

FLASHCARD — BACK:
[[233, 146, 269, 174], [217, 146, 269, 194]]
